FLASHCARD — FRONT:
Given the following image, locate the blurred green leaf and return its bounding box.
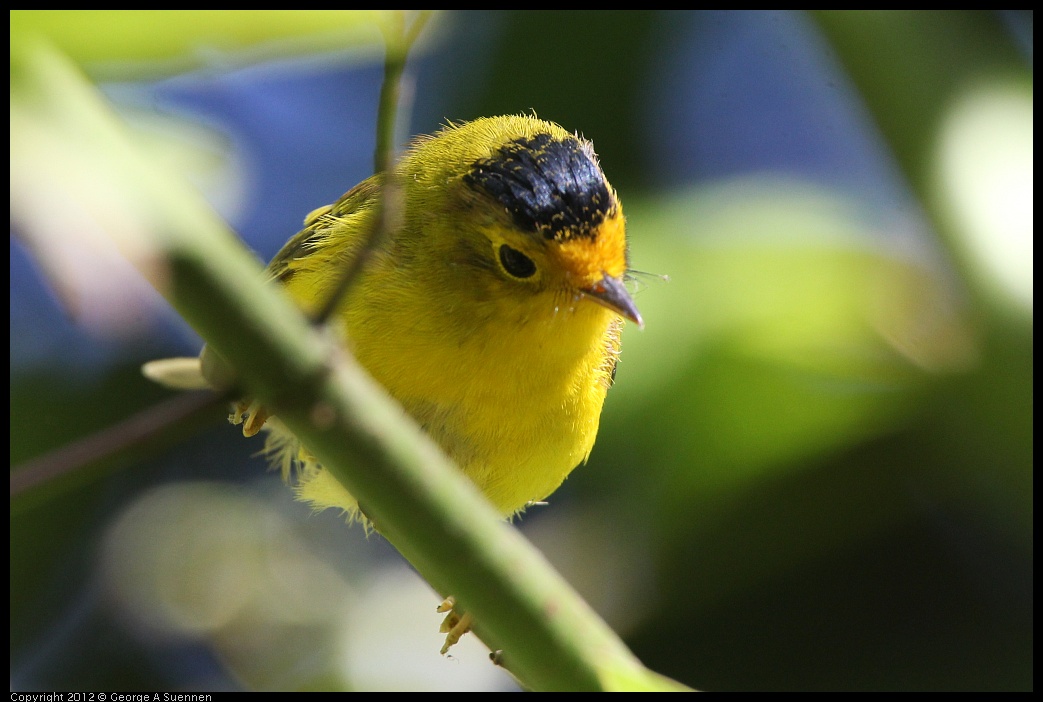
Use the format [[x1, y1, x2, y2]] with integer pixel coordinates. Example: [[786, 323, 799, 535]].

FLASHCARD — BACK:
[[610, 178, 973, 496], [10, 10, 415, 78]]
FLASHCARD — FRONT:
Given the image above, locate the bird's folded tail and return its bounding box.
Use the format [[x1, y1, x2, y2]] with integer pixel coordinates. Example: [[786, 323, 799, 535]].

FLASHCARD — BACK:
[[141, 357, 211, 390]]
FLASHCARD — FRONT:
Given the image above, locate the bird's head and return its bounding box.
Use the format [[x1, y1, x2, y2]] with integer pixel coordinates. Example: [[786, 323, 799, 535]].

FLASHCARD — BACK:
[[417, 116, 641, 329]]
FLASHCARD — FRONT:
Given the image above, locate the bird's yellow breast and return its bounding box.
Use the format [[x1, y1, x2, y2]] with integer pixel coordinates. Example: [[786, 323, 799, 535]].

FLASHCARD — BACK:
[[279, 236, 621, 515]]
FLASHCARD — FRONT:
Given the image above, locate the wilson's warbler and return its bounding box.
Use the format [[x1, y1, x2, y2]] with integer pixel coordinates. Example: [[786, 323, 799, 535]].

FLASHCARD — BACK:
[[145, 113, 640, 650]]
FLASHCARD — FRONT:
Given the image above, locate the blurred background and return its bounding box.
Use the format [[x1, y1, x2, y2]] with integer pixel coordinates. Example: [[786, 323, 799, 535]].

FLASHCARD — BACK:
[[10, 10, 1032, 691]]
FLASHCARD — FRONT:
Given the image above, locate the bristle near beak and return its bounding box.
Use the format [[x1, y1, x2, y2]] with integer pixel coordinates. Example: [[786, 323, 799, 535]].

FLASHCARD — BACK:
[[582, 274, 643, 328]]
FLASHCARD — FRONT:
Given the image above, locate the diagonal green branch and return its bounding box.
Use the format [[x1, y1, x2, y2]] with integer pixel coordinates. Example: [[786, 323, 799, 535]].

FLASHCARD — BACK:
[[10, 36, 688, 692]]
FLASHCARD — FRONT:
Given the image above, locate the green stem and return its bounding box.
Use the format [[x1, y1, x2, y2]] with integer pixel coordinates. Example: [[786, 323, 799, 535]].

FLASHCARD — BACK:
[[10, 35, 688, 692], [313, 10, 431, 325]]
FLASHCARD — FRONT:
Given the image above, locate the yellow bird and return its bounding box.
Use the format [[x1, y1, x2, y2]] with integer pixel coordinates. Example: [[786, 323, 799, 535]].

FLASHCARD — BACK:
[[145, 113, 641, 649]]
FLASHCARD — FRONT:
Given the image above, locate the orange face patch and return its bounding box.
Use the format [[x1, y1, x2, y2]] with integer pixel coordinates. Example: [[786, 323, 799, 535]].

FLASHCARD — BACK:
[[552, 208, 628, 290]]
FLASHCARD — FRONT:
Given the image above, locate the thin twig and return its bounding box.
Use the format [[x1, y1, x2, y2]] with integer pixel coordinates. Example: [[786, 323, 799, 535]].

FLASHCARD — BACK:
[[10, 390, 229, 499], [312, 10, 431, 325]]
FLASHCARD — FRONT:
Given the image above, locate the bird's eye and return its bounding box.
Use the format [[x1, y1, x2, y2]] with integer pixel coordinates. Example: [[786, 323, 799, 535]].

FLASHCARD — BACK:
[[498, 245, 537, 279]]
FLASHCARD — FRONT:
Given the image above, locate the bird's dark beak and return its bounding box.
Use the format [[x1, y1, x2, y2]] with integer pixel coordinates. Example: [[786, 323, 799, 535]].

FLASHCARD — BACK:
[[582, 275, 643, 328]]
